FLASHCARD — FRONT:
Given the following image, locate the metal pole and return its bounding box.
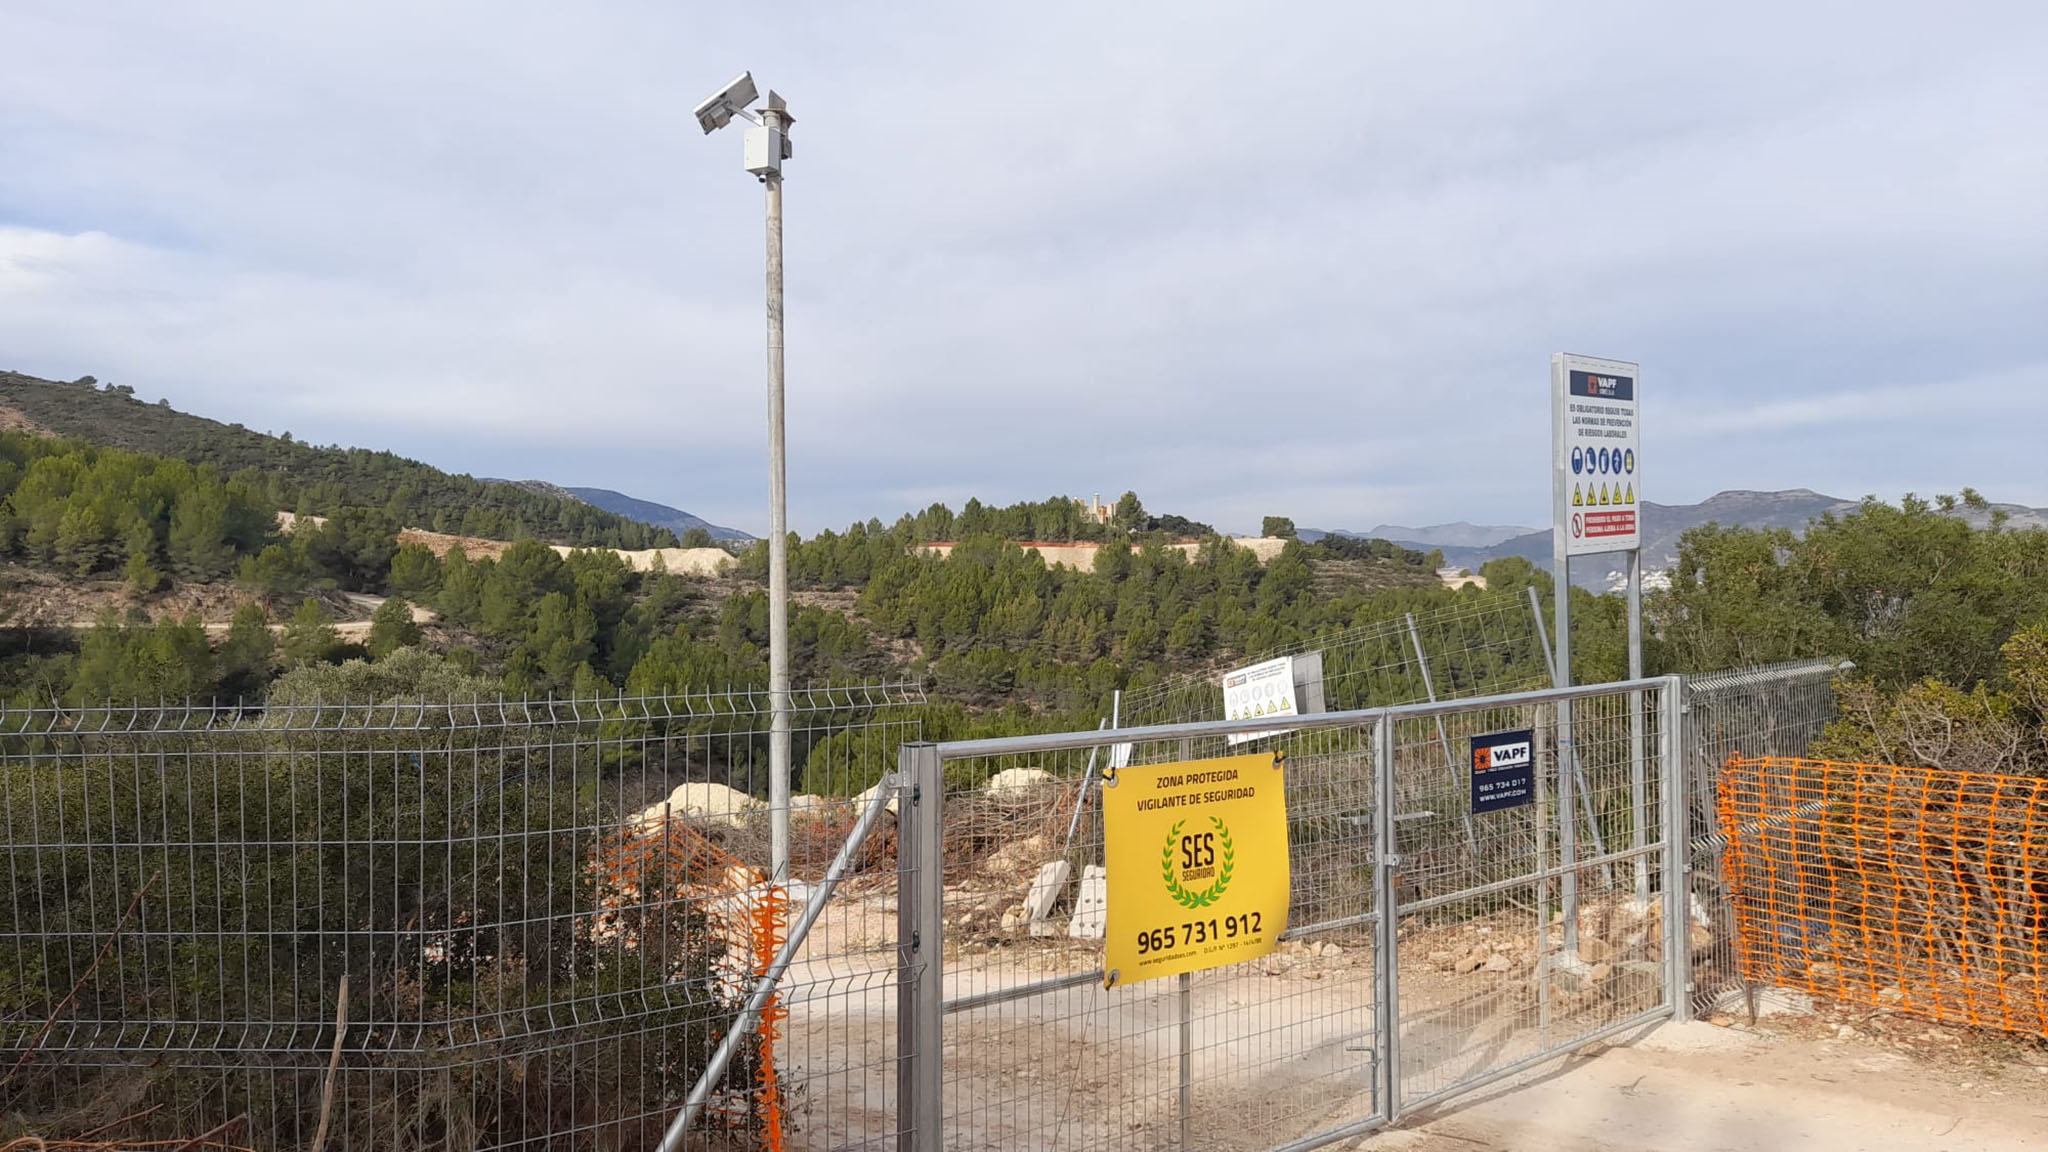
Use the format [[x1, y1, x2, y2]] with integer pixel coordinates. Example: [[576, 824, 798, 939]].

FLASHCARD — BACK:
[[1531, 586, 1610, 891], [1178, 972, 1193, 1146], [762, 102, 792, 885], [1663, 678, 1693, 1022], [1627, 549, 1648, 907], [898, 742, 945, 1151], [1177, 735, 1193, 1147], [1405, 613, 1479, 857], [1059, 719, 1108, 864], [1535, 721, 1552, 1036], [1527, 585, 1554, 684], [1373, 717, 1402, 1122], [1528, 595, 1554, 953], [1551, 547, 1578, 954]]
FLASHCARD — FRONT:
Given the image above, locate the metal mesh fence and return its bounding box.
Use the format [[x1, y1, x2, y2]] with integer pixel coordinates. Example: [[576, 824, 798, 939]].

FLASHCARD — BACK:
[[1682, 659, 1847, 1016], [924, 723, 1384, 1152], [909, 676, 1684, 1150], [1389, 683, 1675, 1113], [0, 684, 920, 1152], [1116, 592, 1553, 730], [1719, 756, 2048, 1040]]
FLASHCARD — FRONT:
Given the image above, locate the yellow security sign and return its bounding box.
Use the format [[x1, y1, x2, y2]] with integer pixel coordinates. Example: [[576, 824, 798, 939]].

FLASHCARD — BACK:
[[1103, 753, 1290, 986]]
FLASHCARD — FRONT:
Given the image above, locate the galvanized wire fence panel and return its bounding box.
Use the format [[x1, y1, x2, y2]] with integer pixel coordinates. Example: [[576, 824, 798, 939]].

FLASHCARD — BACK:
[[1117, 593, 1553, 729], [1388, 682, 1677, 1114], [0, 684, 921, 1152], [1681, 660, 1845, 1017], [923, 722, 1385, 1152], [904, 675, 1685, 1151]]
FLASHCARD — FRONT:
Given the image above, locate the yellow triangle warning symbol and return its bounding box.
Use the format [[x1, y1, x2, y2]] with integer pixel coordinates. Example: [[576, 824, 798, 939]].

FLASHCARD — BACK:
[[1573, 484, 1584, 507], [1625, 483, 1634, 504]]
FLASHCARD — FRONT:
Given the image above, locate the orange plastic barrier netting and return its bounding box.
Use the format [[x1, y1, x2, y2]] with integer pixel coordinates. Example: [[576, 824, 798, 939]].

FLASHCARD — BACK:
[[1718, 756, 2048, 1039]]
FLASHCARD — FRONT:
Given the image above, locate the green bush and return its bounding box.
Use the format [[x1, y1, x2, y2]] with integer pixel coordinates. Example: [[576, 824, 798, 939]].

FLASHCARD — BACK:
[[0, 683, 752, 1147]]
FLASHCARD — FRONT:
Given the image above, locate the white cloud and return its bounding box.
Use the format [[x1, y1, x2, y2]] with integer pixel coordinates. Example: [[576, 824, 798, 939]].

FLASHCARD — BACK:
[[2, 1, 2044, 532]]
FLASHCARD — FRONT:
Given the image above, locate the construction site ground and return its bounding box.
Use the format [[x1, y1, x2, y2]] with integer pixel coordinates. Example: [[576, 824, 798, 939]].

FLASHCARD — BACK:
[[1373, 1014, 2048, 1152], [774, 877, 2048, 1152]]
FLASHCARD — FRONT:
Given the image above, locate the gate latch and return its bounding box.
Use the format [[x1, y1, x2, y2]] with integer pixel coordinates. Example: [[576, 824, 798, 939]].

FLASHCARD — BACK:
[[1377, 853, 1404, 868]]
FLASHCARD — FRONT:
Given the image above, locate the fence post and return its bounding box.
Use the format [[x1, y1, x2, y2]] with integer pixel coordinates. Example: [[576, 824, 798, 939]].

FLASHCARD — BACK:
[[1662, 679, 1693, 1023], [897, 743, 944, 1151], [1178, 734, 1195, 1148], [1373, 715, 1402, 1122], [1404, 613, 1480, 858], [1529, 587, 1612, 885]]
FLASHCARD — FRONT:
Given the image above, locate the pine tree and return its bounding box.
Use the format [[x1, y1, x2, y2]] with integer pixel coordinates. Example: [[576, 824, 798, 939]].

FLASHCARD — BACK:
[[167, 485, 236, 581], [124, 522, 165, 594], [368, 596, 423, 660], [387, 542, 443, 600], [437, 547, 481, 625], [279, 598, 342, 668], [237, 542, 309, 602], [217, 602, 277, 701]]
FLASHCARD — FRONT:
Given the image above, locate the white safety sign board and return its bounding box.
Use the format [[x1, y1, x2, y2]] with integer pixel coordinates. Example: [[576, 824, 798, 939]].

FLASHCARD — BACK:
[[1552, 353, 1641, 557], [1221, 656, 1297, 745]]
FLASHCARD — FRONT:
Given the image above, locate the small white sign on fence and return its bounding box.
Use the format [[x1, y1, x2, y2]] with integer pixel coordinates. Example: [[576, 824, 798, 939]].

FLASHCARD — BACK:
[[1222, 656, 1298, 745]]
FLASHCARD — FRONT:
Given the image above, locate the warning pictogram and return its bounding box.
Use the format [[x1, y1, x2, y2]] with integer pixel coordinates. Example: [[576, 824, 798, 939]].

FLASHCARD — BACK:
[[1572, 484, 1583, 507]]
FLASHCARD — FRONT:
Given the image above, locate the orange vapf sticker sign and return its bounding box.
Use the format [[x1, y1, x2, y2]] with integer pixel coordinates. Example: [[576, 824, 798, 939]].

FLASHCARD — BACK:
[[1470, 729, 1536, 814]]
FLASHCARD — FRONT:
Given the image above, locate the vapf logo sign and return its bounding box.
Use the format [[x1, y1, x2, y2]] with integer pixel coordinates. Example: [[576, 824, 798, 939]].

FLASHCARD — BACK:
[[1470, 728, 1535, 814], [1568, 370, 1636, 400]]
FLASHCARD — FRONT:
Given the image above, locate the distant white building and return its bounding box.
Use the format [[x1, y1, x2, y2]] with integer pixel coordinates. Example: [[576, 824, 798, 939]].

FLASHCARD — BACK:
[[1602, 568, 1672, 594]]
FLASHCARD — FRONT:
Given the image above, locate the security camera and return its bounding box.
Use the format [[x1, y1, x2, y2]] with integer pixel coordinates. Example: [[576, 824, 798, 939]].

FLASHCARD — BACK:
[[693, 72, 759, 134]]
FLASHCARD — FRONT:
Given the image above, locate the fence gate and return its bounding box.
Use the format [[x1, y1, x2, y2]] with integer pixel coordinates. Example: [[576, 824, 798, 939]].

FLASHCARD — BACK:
[[894, 675, 1687, 1151], [1385, 678, 1683, 1116]]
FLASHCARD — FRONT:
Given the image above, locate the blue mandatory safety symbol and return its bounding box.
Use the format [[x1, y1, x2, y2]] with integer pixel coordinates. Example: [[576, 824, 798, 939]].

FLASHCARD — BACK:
[[1624, 448, 1635, 474], [1572, 447, 1584, 474], [1597, 447, 1610, 474]]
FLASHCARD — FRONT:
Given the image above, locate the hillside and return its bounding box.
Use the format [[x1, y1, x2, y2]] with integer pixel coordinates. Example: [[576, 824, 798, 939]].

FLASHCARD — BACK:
[[0, 371, 674, 549]]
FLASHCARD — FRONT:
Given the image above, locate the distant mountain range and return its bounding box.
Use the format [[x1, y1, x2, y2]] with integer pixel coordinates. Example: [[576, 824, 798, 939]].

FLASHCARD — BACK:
[[484, 479, 754, 543], [1392, 489, 2048, 588], [1305, 522, 1541, 550], [566, 487, 753, 542]]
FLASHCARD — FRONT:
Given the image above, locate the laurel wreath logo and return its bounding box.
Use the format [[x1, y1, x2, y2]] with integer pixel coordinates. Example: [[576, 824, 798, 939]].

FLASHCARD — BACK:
[[1161, 816, 1235, 909]]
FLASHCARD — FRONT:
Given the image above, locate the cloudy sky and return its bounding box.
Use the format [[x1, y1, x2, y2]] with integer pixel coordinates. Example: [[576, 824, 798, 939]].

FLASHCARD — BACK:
[[4, 2, 2043, 536]]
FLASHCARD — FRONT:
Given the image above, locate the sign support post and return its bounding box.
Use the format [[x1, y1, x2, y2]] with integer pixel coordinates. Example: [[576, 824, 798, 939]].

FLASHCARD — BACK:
[[1550, 352, 1644, 950]]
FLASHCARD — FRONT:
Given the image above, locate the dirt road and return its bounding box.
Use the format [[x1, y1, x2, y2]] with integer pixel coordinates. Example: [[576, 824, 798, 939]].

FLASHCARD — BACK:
[[773, 889, 2048, 1152], [1371, 1021, 2048, 1152]]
